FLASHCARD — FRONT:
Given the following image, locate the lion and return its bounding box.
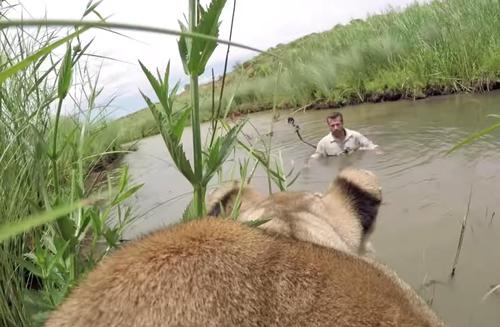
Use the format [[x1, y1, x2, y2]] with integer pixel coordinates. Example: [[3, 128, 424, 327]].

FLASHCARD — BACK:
[[207, 167, 382, 255], [45, 168, 445, 327]]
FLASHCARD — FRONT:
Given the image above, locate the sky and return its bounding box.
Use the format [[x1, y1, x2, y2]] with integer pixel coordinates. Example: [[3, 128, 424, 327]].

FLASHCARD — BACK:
[[7, 0, 427, 118]]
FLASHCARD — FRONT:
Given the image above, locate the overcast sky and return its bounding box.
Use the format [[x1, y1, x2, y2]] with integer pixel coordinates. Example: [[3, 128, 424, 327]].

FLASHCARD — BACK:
[[8, 0, 426, 118]]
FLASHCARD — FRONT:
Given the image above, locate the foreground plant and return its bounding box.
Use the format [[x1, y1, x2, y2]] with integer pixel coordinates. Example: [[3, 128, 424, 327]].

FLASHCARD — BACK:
[[0, 2, 141, 326], [447, 114, 500, 154], [139, 60, 244, 219], [139, 0, 299, 221], [139, 0, 246, 219]]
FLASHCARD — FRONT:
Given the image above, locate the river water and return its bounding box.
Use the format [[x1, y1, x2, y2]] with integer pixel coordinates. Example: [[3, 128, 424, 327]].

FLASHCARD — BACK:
[[124, 91, 500, 326]]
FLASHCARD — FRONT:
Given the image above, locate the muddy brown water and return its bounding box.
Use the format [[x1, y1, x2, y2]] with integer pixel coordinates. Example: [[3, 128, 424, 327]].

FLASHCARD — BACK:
[[123, 91, 500, 326]]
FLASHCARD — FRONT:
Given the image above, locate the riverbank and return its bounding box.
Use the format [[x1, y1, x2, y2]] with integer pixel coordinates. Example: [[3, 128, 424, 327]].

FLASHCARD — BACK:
[[112, 0, 500, 144], [113, 84, 500, 144]]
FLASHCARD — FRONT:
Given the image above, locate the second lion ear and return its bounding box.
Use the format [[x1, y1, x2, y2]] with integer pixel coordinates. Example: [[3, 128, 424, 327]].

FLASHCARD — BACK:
[[319, 168, 383, 254], [206, 181, 265, 218], [336, 169, 382, 237], [206, 181, 239, 217]]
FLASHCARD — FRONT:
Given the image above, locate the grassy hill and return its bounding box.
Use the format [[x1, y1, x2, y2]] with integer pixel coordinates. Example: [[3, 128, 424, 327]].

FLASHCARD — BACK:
[[113, 0, 500, 143]]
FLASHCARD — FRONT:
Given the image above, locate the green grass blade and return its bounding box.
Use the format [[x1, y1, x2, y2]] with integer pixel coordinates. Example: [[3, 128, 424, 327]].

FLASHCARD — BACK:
[[447, 121, 500, 155], [138, 60, 165, 111], [0, 200, 90, 242], [243, 218, 272, 228], [0, 20, 270, 56], [83, 0, 104, 18], [170, 143, 196, 183], [202, 121, 245, 185], [177, 22, 190, 74], [111, 184, 144, 206], [0, 27, 89, 84], [169, 108, 190, 143], [57, 44, 73, 99], [194, 0, 227, 75], [181, 199, 197, 222]]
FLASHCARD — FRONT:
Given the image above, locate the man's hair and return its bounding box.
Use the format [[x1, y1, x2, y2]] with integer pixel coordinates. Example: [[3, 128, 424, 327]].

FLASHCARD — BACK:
[[326, 112, 343, 123]]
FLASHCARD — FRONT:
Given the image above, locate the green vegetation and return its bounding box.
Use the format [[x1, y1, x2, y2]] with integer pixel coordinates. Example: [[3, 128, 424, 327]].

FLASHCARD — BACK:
[[139, 0, 245, 218], [447, 114, 500, 154], [3, 0, 499, 324], [0, 0, 293, 324], [114, 0, 500, 144], [138, 0, 295, 219], [0, 3, 141, 326], [231, 0, 500, 106]]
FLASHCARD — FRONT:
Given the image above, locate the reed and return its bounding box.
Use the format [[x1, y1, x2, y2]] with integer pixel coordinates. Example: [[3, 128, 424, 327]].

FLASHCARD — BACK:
[[450, 187, 473, 278]]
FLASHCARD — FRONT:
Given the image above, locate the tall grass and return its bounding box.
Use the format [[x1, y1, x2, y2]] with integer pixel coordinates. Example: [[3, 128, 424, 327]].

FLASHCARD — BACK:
[[227, 0, 500, 109], [0, 3, 140, 326]]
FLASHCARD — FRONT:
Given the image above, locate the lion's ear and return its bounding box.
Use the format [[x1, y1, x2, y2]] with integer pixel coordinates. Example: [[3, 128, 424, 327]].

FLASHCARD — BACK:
[[334, 168, 382, 236], [206, 181, 240, 217], [206, 181, 265, 217], [319, 168, 382, 254]]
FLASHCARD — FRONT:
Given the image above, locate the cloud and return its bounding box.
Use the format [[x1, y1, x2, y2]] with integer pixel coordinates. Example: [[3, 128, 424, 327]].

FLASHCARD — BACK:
[[9, 0, 428, 118]]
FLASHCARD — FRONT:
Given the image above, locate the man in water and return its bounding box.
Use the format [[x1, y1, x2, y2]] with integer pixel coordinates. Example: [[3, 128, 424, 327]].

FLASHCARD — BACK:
[[310, 112, 378, 158]]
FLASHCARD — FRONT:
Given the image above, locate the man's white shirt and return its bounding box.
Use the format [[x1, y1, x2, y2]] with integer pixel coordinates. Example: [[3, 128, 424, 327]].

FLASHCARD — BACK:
[[311, 128, 378, 158]]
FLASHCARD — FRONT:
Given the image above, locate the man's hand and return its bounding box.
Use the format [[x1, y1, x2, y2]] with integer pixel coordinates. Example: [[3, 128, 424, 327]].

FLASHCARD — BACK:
[[310, 152, 321, 159]]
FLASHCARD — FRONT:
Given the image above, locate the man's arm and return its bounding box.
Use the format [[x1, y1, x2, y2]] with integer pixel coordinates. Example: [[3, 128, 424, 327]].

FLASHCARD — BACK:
[[357, 133, 378, 150], [310, 138, 325, 159]]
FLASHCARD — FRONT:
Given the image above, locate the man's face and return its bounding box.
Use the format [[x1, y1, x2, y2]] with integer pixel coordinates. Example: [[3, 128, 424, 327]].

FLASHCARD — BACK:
[[327, 117, 344, 137]]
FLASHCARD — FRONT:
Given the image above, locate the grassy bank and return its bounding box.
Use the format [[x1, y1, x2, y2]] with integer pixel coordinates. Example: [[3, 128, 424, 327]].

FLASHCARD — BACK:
[[0, 4, 140, 326], [232, 0, 500, 107], [114, 0, 500, 143]]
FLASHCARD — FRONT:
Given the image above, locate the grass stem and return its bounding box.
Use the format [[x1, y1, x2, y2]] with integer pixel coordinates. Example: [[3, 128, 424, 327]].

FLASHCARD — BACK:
[[450, 186, 473, 278], [51, 98, 64, 198]]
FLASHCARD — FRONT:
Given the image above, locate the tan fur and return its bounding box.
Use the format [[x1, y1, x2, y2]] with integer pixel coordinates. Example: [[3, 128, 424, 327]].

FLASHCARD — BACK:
[[46, 168, 444, 326], [45, 218, 444, 327], [207, 168, 382, 255]]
